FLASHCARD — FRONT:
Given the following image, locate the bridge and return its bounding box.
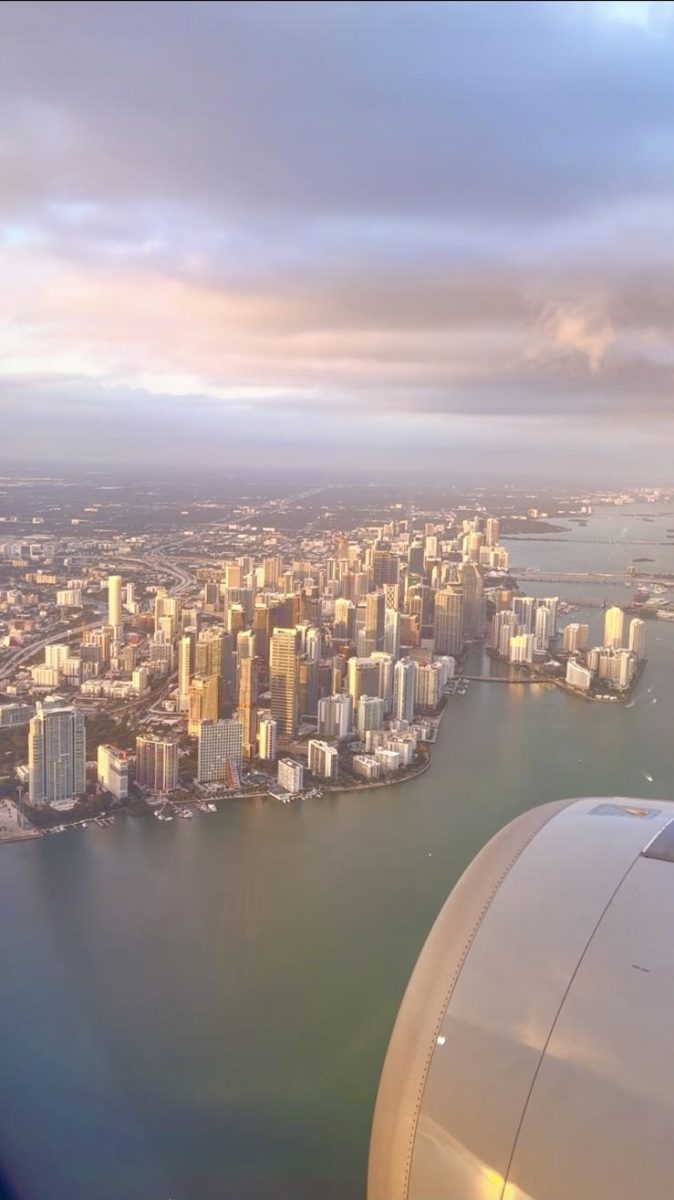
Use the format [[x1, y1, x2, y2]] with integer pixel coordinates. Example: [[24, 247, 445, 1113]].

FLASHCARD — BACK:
[[511, 571, 625, 583], [460, 675, 555, 684]]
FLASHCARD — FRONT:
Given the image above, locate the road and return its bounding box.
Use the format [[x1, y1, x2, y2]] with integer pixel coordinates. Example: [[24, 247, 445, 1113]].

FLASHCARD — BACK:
[[0, 550, 194, 686], [0, 618, 103, 682]]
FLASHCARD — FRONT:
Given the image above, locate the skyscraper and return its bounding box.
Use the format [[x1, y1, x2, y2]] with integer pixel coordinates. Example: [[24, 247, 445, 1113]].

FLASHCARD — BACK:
[[357, 695, 385, 732], [628, 618, 646, 661], [347, 657, 381, 711], [270, 627, 300, 736], [562, 623, 589, 653], [513, 595, 536, 634], [108, 574, 122, 634], [361, 589, 385, 656], [372, 545, 399, 588], [384, 608, 401, 658], [29, 702, 86, 806], [97, 745, 129, 800], [433, 586, 464, 656], [188, 675, 219, 736], [604, 606, 625, 650], [333, 598, 356, 641], [393, 658, 417, 722], [195, 627, 234, 713], [534, 605, 550, 654], [135, 735, 179, 792], [457, 562, 486, 639], [307, 739, 339, 780], [317, 693, 353, 738], [197, 719, 243, 783], [178, 633, 193, 713], [237, 654, 259, 759], [370, 651, 394, 712], [485, 517, 500, 547], [257, 715, 278, 762]]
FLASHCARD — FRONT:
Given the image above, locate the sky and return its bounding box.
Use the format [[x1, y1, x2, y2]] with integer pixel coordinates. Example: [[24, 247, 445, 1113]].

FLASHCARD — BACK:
[[2, 0, 674, 480]]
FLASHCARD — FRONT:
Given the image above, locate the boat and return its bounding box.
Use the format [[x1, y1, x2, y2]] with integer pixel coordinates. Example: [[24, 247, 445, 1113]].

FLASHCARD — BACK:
[[625, 701, 635, 709], [644, 773, 654, 783], [652, 698, 658, 704]]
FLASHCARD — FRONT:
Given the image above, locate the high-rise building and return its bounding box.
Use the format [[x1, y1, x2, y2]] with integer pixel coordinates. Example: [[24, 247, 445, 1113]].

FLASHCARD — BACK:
[[108, 575, 122, 634], [264, 555, 284, 588], [465, 531, 484, 563], [604, 606, 625, 650], [197, 719, 243, 783], [154, 590, 180, 637], [615, 649, 636, 691], [45, 643, 69, 671], [534, 605, 551, 654], [628, 618, 646, 661], [195, 628, 234, 713], [277, 758, 304, 793], [509, 634, 535, 665], [308, 739, 339, 780], [317, 694, 353, 738], [333, 598, 356, 642], [485, 517, 500, 547], [370, 651, 395, 712], [372, 546, 399, 588], [178, 633, 193, 713], [347, 657, 381, 711], [384, 608, 401, 658], [237, 655, 259, 759], [361, 589, 385, 656], [562, 623, 589, 654], [135, 735, 179, 792], [566, 659, 592, 691], [393, 658, 417, 722], [357, 695, 385, 732], [513, 596, 536, 635], [541, 597, 559, 639], [29, 703, 86, 806], [257, 715, 278, 762], [0, 702, 34, 728], [298, 657, 320, 719], [270, 628, 300, 736], [433, 586, 464, 656], [457, 562, 486, 639], [188, 675, 219, 736], [414, 662, 443, 711], [491, 609, 518, 653], [97, 745, 129, 800]]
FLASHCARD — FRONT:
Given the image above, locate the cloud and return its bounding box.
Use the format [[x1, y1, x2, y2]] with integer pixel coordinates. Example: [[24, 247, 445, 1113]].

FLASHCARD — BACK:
[[1, 1, 674, 471]]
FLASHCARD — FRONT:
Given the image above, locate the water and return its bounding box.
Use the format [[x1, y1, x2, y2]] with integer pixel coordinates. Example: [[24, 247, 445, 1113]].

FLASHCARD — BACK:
[[2, 504, 674, 1200]]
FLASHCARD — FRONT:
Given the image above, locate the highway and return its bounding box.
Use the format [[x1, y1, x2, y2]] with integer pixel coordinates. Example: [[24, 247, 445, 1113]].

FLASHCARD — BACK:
[[0, 550, 194, 686], [0, 618, 103, 682]]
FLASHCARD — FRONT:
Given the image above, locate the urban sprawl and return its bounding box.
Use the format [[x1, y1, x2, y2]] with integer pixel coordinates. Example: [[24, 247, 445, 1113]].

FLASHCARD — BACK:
[[0, 489, 659, 839]]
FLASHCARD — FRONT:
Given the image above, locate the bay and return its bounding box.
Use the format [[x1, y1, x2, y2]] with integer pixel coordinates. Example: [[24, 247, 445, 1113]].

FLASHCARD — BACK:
[[1, 503, 673, 1200]]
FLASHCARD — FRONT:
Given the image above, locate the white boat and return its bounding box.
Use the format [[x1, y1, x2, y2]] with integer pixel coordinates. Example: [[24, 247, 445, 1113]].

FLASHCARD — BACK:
[[644, 773, 654, 783], [625, 701, 635, 709], [652, 697, 658, 704]]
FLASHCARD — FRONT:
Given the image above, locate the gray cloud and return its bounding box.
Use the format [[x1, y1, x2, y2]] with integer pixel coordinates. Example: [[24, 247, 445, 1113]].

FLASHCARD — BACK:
[[2, 0, 674, 471]]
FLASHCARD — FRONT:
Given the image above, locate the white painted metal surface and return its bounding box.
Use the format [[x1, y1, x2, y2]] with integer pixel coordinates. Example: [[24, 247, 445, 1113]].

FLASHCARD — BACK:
[[368, 797, 674, 1200]]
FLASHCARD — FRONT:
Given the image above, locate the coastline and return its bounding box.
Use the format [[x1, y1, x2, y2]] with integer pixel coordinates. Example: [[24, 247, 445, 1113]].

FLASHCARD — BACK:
[[324, 701, 448, 795]]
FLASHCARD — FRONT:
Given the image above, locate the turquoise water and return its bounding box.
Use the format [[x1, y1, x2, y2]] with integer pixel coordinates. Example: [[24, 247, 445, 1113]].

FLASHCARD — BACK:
[[1, 505, 673, 1200]]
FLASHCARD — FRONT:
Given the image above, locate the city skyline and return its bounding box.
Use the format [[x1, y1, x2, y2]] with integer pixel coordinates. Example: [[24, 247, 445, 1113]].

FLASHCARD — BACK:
[[2, 2, 674, 477]]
